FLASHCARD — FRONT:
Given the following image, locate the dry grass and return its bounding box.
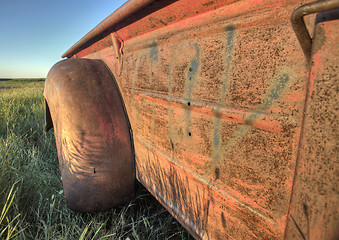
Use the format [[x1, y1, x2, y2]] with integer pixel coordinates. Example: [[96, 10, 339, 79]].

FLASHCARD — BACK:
[[0, 79, 193, 240]]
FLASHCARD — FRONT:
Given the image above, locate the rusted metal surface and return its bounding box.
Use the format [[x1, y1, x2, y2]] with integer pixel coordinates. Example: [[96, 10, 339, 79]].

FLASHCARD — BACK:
[[285, 9, 339, 240], [44, 58, 134, 212], [58, 0, 338, 238], [291, 0, 339, 60]]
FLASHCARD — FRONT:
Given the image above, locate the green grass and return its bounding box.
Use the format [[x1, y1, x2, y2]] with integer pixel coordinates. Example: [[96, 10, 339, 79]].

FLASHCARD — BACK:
[[0, 79, 45, 92], [0, 79, 193, 239]]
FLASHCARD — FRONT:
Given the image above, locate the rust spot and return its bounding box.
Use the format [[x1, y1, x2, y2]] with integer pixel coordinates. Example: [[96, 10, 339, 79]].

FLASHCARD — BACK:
[[215, 167, 220, 180], [203, 1, 215, 7], [221, 212, 226, 228]]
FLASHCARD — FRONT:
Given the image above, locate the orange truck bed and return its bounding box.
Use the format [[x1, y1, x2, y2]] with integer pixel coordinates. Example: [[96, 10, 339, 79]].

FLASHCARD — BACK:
[[45, 0, 339, 239]]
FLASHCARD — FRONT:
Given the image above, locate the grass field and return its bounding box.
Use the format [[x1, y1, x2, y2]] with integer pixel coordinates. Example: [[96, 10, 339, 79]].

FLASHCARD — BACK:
[[0, 79, 193, 239]]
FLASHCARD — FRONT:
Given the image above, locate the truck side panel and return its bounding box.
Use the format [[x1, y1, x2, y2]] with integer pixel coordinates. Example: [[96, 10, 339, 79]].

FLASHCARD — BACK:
[[71, 0, 336, 239]]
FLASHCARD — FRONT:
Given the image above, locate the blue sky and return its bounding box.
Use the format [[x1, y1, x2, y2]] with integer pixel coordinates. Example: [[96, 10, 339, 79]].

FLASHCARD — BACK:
[[0, 0, 127, 78]]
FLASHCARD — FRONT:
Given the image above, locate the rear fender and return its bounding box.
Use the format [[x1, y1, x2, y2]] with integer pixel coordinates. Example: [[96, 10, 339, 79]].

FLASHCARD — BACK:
[[44, 58, 135, 212]]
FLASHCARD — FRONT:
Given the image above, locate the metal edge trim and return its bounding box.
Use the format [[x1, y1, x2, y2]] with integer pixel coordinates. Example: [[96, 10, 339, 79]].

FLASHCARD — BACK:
[[62, 0, 157, 58]]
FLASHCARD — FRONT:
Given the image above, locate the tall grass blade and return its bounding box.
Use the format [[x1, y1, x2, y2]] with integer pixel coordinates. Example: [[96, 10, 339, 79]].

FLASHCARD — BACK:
[[0, 181, 21, 240], [79, 220, 92, 240]]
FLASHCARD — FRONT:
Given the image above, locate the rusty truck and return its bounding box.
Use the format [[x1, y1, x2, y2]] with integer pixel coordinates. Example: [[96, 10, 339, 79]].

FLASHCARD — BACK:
[[44, 0, 339, 239]]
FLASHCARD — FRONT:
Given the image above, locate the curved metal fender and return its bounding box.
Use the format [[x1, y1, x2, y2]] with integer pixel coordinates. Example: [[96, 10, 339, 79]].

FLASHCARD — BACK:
[[44, 58, 134, 212]]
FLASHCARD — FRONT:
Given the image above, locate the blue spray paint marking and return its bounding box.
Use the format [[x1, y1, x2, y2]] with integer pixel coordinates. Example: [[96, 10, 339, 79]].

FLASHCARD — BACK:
[[168, 63, 173, 92], [213, 73, 290, 168], [218, 25, 235, 103], [262, 73, 290, 108], [185, 43, 200, 136], [212, 25, 235, 164], [245, 73, 290, 125], [211, 25, 290, 172], [213, 117, 222, 161], [149, 40, 158, 88], [149, 40, 159, 141], [185, 43, 200, 99], [131, 55, 141, 117], [168, 61, 175, 150], [150, 40, 159, 63]]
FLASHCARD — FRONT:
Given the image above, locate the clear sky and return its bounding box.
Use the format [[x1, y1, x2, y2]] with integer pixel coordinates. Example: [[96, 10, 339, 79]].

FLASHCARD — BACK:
[[0, 0, 127, 78]]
